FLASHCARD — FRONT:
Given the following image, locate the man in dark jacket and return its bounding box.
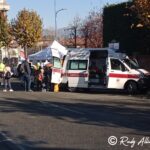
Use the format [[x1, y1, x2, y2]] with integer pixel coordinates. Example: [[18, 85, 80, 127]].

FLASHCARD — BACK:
[[44, 65, 52, 91], [21, 60, 32, 91]]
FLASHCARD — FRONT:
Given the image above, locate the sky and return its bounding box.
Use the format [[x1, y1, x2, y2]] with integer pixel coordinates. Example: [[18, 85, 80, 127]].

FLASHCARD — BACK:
[[6, 0, 127, 29]]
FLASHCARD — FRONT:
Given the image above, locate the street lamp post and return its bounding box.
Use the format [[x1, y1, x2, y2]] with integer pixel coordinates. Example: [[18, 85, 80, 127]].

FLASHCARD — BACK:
[[54, 0, 66, 40]]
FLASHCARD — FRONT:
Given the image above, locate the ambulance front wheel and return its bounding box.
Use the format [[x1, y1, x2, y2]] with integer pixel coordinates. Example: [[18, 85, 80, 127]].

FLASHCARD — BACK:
[[125, 81, 138, 94]]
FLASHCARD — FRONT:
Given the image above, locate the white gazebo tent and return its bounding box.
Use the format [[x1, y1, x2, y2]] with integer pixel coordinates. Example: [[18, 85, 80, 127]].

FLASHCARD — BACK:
[[28, 40, 68, 61], [50, 40, 68, 58]]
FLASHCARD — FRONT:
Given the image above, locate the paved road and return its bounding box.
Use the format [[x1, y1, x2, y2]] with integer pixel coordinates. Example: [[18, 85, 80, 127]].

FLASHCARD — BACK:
[[0, 79, 150, 150]]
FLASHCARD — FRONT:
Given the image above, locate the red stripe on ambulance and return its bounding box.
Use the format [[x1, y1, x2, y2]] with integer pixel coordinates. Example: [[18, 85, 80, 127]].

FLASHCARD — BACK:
[[109, 73, 139, 79], [67, 73, 88, 77], [52, 68, 62, 73]]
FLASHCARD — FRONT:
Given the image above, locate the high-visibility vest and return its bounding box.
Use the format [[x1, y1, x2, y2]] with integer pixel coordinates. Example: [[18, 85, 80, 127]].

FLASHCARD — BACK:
[[0, 63, 5, 72]]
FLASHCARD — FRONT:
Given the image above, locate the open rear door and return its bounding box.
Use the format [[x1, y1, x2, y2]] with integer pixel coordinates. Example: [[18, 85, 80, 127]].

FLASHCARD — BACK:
[[51, 48, 62, 84], [89, 50, 108, 88]]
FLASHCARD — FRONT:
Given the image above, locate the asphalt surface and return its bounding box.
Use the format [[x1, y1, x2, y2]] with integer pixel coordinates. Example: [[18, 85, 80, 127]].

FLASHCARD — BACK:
[[0, 79, 150, 150]]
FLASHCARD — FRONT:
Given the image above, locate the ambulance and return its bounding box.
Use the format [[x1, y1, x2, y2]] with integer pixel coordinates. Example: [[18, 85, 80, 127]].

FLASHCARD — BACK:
[[61, 48, 150, 94]]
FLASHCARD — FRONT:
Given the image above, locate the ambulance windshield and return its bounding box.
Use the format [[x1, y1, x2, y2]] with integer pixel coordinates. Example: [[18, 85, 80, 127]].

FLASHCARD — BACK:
[[123, 59, 140, 69]]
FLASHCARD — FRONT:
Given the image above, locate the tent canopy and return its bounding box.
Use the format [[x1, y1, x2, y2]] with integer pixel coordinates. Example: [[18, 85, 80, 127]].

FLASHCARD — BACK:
[[28, 40, 68, 61], [28, 47, 52, 61]]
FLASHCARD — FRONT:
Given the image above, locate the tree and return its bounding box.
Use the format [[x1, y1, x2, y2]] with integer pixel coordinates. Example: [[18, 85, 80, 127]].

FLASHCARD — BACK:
[[64, 11, 103, 48], [11, 9, 43, 57], [132, 0, 150, 28], [81, 10, 103, 48], [66, 16, 81, 48], [0, 15, 11, 48]]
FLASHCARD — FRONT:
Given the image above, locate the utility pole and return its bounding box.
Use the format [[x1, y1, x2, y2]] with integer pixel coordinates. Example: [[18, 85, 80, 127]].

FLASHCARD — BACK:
[[54, 0, 66, 40], [74, 26, 77, 48]]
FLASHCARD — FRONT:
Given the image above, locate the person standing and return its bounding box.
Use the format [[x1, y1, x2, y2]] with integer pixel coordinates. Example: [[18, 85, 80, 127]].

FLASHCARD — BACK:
[[37, 68, 44, 91], [0, 61, 5, 86], [3, 63, 13, 92], [44, 65, 52, 91], [21, 60, 32, 92]]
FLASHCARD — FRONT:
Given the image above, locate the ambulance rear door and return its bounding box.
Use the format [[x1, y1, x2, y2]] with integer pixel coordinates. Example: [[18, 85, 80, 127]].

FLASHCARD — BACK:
[[51, 48, 62, 84]]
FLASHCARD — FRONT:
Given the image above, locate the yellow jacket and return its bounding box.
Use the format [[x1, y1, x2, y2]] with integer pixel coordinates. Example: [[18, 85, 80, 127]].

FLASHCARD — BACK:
[[0, 63, 5, 72]]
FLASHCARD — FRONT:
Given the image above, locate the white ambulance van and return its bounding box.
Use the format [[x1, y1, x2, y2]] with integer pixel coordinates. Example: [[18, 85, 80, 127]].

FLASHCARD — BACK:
[[61, 48, 150, 94]]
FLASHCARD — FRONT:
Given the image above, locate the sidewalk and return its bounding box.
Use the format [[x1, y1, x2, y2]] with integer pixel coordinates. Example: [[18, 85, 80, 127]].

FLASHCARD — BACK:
[[0, 78, 24, 92]]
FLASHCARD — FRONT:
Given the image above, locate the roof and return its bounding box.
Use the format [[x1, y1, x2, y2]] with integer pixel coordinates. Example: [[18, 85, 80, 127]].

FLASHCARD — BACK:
[[67, 48, 127, 60]]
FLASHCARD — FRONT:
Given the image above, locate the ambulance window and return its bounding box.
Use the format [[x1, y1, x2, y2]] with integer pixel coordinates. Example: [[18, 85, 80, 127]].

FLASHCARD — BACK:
[[79, 60, 87, 70], [69, 61, 78, 70], [110, 59, 126, 71], [69, 60, 87, 70], [53, 57, 61, 68]]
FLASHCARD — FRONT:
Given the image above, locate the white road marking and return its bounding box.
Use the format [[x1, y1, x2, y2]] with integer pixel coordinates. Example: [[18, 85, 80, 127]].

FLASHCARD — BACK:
[[50, 103, 84, 115], [0, 132, 25, 150], [40, 101, 84, 115], [0, 139, 12, 142]]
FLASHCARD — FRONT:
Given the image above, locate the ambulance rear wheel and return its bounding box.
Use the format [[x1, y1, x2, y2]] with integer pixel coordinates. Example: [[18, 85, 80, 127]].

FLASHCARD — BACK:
[[125, 81, 138, 94]]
